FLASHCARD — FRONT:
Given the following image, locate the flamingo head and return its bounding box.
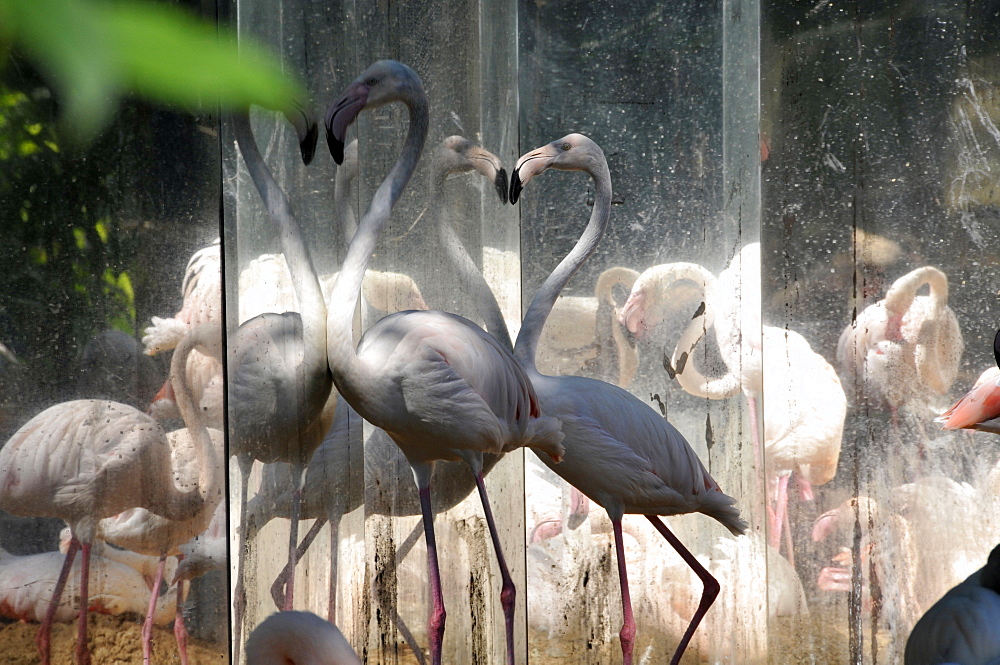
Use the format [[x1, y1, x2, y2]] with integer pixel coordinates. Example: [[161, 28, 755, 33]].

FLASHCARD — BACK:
[[509, 133, 606, 204], [281, 98, 319, 165], [325, 60, 423, 164], [435, 136, 508, 204], [618, 288, 652, 339]]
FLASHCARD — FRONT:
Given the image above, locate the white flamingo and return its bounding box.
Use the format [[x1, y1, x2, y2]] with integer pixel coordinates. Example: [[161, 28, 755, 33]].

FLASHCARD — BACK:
[[98, 326, 226, 665], [0, 325, 222, 665], [904, 544, 1000, 665], [245, 610, 361, 665], [322, 60, 563, 665], [0, 543, 176, 626], [619, 245, 846, 562], [837, 265, 964, 420], [509, 132, 747, 665]]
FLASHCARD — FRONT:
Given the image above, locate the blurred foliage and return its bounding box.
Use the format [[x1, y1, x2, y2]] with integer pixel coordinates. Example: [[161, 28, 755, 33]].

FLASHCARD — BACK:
[[0, 0, 306, 143]]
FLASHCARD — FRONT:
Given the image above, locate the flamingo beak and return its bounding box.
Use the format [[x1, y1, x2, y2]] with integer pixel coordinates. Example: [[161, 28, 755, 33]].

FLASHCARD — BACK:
[[282, 100, 319, 165], [325, 82, 369, 164], [565, 488, 590, 530], [464, 144, 508, 204], [509, 146, 556, 204], [811, 510, 839, 542], [494, 168, 508, 204], [618, 290, 648, 339]]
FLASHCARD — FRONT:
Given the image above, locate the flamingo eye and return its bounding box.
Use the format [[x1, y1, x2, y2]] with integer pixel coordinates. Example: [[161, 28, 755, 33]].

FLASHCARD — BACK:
[[561, 142, 571, 151], [366, 78, 379, 86]]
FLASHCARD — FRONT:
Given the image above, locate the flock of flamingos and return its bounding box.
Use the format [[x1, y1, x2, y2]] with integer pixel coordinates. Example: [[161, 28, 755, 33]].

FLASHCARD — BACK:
[[0, 59, 999, 665]]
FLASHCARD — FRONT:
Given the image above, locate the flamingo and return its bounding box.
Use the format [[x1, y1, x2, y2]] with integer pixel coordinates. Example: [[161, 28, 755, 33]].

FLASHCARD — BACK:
[[508, 132, 747, 665], [537, 266, 640, 386], [143, 238, 224, 426], [245, 611, 361, 665], [323, 60, 563, 665], [226, 102, 334, 662], [0, 327, 222, 664], [619, 245, 846, 562], [904, 544, 1000, 665], [0, 536, 176, 626], [937, 329, 1000, 433], [837, 265, 964, 422], [255, 135, 514, 624], [97, 324, 225, 665]]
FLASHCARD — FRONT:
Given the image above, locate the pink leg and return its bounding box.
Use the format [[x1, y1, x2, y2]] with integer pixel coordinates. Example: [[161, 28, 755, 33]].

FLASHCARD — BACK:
[[142, 555, 168, 665], [37, 537, 79, 665], [782, 504, 795, 570], [174, 561, 190, 665], [473, 472, 516, 665], [612, 518, 636, 665], [75, 541, 93, 665], [646, 516, 720, 665], [419, 485, 446, 665], [770, 474, 790, 551], [233, 462, 252, 665]]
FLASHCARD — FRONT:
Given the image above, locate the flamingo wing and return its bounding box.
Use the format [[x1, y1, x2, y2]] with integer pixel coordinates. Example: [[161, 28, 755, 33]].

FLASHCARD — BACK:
[[938, 367, 1000, 430]]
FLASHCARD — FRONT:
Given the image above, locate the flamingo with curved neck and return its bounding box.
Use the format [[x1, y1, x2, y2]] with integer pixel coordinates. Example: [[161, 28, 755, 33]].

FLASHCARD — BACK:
[[228, 102, 334, 662], [838, 265, 963, 415], [621, 245, 846, 563], [323, 60, 563, 665], [509, 133, 747, 665]]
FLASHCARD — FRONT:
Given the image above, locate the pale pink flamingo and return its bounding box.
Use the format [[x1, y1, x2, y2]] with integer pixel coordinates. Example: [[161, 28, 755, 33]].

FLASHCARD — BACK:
[[619, 245, 846, 564], [509, 132, 747, 665], [904, 544, 1000, 665], [837, 265, 964, 422], [323, 60, 563, 665], [0, 326, 222, 664], [256, 136, 513, 634], [0, 537, 175, 626], [937, 329, 1000, 433], [98, 324, 225, 665], [245, 610, 361, 665], [143, 238, 224, 427], [226, 103, 334, 663]]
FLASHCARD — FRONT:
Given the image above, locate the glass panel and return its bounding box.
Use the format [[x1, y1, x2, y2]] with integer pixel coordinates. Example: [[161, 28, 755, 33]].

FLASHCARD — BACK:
[[762, 1, 1000, 662], [518, 0, 765, 663], [0, 28, 226, 665]]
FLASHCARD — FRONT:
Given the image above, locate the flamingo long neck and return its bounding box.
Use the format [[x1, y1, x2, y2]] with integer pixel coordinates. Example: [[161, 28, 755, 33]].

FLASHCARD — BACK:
[[327, 96, 429, 390], [232, 111, 327, 359], [666, 264, 743, 400], [335, 142, 360, 246], [884, 266, 947, 320], [433, 170, 512, 351], [595, 267, 639, 386], [515, 162, 612, 373], [150, 324, 223, 522]]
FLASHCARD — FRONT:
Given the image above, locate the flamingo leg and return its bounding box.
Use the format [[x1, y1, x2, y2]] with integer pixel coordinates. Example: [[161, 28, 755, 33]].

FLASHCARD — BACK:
[[418, 484, 446, 665], [326, 518, 338, 624], [271, 515, 326, 609], [612, 518, 636, 665], [233, 460, 252, 665], [37, 536, 79, 665], [282, 466, 306, 611], [782, 499, 795, 570], [75, 541, 93, 665], [175, 566, 190, 665], [472, 470, 516, 665], [142, 554, 168, 665], [770, 474, 790, 552], [646, 515, 720, 665]]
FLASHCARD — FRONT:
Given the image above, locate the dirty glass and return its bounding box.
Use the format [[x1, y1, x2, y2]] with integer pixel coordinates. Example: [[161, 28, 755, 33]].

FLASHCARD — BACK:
[[0, 9, 227, 663]]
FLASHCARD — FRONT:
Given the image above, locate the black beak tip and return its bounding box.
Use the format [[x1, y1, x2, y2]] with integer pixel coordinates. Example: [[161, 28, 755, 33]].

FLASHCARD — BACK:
[[509, 171, 522, 205], [993, 328, 1000, 369], [494, 169, 508, 205], [300, 121, 319, 165], [327, 126, 345, 165]]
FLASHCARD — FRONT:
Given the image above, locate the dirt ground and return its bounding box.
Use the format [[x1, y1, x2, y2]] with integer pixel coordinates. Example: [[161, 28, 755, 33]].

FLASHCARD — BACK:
[[0, 614, 226, 665]]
